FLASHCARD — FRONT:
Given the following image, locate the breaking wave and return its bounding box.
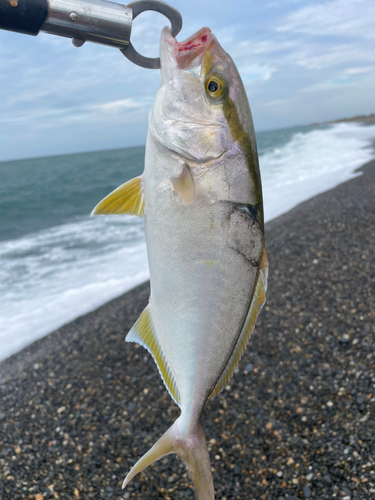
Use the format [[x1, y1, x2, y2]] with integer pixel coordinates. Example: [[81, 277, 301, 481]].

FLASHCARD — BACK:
[[0, 121, 374, 360]]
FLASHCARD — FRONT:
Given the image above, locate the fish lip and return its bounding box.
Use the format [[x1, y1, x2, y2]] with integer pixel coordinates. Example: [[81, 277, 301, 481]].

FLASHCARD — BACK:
[[161, 26, 213, 70], [175, 27, 213, 69]]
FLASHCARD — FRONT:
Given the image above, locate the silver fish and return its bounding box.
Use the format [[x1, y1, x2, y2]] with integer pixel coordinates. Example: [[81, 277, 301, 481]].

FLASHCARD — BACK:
[[92, 26, 268, 500]]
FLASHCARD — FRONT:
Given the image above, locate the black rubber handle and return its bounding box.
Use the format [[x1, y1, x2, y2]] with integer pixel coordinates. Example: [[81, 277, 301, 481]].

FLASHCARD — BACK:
[[0, 0, 48, 36]]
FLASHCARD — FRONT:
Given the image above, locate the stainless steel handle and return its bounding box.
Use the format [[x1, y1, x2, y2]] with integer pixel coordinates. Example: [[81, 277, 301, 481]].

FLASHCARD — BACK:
[[41, 0, 133, 49], [40, 0, 182, 68], [0, 0, 182, 68]]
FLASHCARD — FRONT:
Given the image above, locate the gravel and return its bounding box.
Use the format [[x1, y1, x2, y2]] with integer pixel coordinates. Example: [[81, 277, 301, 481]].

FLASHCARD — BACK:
[[1, 159, 374, 500]]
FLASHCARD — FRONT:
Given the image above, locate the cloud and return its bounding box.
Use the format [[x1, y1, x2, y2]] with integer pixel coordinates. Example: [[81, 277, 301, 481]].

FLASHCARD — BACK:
[[300, 77, 354, 93], [0, 96, 149, 129], [92, 98, 151, 113], [285, 42, 375, 70], [235, 38, 298, 56], [277, 0, 375, 39], [1, 0, 375, 160], [240, 63, 277, 84], [346, 66, 374, 75]]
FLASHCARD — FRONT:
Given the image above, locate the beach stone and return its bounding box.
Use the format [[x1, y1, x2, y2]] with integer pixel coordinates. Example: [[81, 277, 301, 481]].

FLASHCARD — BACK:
[[303, 486, 312, 498], [1, 157, 375, 499], [339, 337, 350, 344]]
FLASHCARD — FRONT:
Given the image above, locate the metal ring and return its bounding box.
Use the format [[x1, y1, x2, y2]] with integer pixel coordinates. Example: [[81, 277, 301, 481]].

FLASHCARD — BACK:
[[121, 0, 182, 69]]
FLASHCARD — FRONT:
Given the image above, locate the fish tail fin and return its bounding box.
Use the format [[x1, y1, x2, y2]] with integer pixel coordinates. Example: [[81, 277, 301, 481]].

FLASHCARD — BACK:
[[176, 420, 214, 500], [122, 416, 214, 500]]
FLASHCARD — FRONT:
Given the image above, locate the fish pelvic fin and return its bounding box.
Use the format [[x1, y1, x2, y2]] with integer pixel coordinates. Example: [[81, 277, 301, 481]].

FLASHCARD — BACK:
[[209, 249, 268, 398], [126, 306, 180, 405], [90, 175, 145, 217], [123, 417, 215, 500]]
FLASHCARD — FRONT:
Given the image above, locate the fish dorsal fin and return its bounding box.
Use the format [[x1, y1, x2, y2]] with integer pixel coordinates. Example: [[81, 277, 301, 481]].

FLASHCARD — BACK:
[[91, 175, 145, 217], [209, 249, 268, 398], [126, 306, 180, 405]]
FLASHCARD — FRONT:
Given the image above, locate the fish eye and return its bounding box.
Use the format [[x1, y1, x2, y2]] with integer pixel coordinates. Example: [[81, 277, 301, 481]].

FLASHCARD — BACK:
[[208, 80, 219, 93], [205, 75, 226, 100]]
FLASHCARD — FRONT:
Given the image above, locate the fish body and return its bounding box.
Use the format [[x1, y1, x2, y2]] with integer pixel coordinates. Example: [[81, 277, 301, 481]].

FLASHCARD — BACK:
[[92, 26, 267, 500]]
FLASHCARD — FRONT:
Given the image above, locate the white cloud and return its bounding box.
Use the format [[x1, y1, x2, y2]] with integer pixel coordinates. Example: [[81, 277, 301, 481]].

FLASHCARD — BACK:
[[0, 97, 148, 128], [240, 63, 277, 83], [277, 0, 375, 39], [285, 43, 372, 70], [290, 44, 353, 69], [92, 98, 148, 113], [235, 38, 298, 56], [346, 66, 374, 75], [300, 77, 354, 93], [257, 98, 290, 108]]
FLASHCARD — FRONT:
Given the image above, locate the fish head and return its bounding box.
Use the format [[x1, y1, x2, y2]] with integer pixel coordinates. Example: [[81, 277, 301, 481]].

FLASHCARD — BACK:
[[150, 27, 252, 164]]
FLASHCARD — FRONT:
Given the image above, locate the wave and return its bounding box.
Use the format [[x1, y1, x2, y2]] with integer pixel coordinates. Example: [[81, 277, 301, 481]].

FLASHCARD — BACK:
[[0, 215, 148, 360], [260, 122, 375, 221], [1, 121, 374, 361]]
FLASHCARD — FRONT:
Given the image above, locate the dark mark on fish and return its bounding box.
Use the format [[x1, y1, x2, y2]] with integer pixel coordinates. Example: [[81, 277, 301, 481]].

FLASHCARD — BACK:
[[230, 244, 260, 267], [222, 203, 263, 266], [236, 203, 262, 228]]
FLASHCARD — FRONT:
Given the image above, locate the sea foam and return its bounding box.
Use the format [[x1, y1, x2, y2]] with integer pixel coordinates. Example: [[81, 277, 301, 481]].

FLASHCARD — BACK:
[[0, 121, 374, 361], [0, 216, 148, 360], [261, 122, 375, 222]]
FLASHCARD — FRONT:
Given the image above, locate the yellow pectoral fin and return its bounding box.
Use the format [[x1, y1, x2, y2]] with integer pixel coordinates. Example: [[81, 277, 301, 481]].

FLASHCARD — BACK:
[[91, 175, 145, 217]]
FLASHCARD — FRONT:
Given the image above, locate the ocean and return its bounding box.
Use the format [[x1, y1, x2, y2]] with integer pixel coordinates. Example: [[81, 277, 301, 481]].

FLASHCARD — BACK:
[[1, 121, 375, 361]]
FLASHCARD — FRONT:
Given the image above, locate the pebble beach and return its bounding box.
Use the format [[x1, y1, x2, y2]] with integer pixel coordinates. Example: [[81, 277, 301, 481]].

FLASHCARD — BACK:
[[1, 158, 374, 500]]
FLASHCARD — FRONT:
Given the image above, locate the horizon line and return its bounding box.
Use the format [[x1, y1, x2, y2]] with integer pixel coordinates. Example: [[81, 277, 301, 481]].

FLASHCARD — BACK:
[[1, 113, 374, 164]]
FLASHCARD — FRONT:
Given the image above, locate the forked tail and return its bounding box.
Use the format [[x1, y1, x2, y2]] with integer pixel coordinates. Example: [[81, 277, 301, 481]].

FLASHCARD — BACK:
[[122, 416, 214, 500]]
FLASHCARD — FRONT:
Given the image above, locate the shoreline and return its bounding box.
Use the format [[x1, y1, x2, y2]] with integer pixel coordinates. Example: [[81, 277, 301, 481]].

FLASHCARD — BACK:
[[1, 117, 375, 364], [1, 114, 374, 165], [2, 117, 375, 364], [1, 159, 375, 499], [313, 113, 375, 127]]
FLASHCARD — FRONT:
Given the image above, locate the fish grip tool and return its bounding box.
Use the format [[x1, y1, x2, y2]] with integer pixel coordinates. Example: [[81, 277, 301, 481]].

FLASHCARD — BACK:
[[0, 0, 182, 68]]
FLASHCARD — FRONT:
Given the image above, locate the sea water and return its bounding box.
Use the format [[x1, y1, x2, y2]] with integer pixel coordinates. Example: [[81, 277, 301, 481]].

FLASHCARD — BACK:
[[1, 121, 375, 361]]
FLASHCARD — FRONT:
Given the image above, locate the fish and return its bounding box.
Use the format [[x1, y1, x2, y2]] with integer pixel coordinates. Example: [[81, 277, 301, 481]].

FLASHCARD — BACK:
[[91, 26, 268, 500]]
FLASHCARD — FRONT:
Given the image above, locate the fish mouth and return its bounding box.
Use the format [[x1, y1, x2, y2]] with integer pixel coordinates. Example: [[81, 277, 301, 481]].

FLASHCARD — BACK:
[[175, 27, 213, 69], [161, 27, 213, 71]]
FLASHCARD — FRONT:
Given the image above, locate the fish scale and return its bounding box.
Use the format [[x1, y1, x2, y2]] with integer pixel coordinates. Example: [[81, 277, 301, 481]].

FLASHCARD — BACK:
[[92, 25, 268, 500]]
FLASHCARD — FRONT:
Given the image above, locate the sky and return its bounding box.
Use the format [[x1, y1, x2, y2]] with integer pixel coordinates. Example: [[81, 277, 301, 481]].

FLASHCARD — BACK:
[[0, 0, 374, 161]]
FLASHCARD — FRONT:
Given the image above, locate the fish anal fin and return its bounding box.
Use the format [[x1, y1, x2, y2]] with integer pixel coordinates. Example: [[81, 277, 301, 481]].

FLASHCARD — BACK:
[[126, 306, 180, 405], [91, 175, 145, 217], [209, 249, 268, 398]]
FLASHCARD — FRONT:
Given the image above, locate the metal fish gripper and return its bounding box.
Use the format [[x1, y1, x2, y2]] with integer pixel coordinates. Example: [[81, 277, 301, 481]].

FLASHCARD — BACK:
[[0, 0, 182, 68]]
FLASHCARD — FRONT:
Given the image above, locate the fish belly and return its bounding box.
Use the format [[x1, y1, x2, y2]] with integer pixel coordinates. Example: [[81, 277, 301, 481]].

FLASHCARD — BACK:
[[144, 134, 263, 416]]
